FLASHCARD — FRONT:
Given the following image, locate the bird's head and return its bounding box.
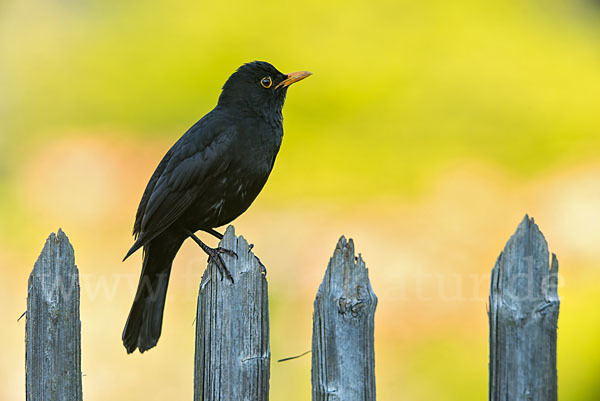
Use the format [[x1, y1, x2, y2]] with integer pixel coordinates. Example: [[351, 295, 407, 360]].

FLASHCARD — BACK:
[[217, 61, 311, 118]]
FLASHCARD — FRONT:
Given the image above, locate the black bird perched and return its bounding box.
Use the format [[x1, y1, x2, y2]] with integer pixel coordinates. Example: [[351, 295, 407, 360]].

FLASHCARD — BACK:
[[122, 61, 311, 353]]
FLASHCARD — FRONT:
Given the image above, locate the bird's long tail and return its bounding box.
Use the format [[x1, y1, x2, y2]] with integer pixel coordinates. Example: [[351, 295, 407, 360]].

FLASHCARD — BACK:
[[122, 230, 186, 353]]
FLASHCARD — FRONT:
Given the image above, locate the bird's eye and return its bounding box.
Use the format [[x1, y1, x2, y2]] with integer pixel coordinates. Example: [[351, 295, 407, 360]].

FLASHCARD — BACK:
[[260, 77, 272, 88]]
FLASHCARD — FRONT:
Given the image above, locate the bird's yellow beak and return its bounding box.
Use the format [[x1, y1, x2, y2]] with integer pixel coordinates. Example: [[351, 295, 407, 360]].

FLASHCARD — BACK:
[[275, 71, 312, 89]]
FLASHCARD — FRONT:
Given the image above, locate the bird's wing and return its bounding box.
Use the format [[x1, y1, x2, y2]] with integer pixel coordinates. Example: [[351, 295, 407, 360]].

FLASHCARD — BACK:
[[130, 115, 234, 252], [132, 147, 174, 239]]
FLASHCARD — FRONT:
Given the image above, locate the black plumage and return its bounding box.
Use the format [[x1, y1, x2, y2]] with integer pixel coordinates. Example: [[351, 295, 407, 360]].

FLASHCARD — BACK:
[[122, 61, 311, 353]]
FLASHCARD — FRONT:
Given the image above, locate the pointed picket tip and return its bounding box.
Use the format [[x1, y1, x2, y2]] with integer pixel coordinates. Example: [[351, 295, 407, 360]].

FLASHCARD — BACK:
[[312, 235, 377, 401], [489, 215, 559, 401], [27, 229, 82, 401]]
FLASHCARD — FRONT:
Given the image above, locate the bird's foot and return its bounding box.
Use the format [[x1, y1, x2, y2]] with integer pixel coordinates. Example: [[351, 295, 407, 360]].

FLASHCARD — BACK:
[[255, 255, 267, 276], [248, 244, 266, 275], [185, 230, 236, 284], [206, 246, 236, 283], [216, 246, 238, 259]]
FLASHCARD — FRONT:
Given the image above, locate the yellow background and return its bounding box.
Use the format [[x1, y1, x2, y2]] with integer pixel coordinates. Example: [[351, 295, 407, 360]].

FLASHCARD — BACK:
[[1, 0, 599, 400]]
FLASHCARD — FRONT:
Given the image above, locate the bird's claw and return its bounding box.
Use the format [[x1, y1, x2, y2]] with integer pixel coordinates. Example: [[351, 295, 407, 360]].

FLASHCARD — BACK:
[[255, 255, 267, 276], [216, 247, 238, 259], [206, 247, 235, 283]]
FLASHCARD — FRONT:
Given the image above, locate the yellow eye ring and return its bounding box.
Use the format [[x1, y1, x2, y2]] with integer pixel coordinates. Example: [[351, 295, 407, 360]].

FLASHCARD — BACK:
[[260, 77, 272, 88]]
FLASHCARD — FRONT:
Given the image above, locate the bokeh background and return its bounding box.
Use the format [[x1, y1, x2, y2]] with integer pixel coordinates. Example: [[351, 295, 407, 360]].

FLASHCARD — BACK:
[[2, 0, 600, 400]]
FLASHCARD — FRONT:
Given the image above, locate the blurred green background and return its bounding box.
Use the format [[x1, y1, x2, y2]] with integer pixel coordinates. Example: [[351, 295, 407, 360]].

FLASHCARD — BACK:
[[2, 0, 600, 400]]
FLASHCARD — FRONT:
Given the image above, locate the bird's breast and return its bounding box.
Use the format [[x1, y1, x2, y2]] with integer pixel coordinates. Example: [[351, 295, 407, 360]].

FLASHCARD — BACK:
[[187, 121, 282, 229]]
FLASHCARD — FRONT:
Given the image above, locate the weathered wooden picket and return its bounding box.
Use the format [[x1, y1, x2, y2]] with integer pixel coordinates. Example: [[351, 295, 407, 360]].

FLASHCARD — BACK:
[[489, 215, 559, 401], [24, 215, 559, 400], [25, 229, 82, 401]]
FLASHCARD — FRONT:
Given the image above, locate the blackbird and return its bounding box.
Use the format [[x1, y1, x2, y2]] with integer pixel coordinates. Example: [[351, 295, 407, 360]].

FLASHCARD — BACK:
[[122, 61, 311, 353]]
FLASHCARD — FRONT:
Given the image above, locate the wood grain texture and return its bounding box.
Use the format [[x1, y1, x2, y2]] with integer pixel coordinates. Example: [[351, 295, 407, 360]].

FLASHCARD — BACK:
[[489, 215, 560, 401], [26, 229, 83, 401], [312, 236, 377, 401], [194, 225, 270, 401]]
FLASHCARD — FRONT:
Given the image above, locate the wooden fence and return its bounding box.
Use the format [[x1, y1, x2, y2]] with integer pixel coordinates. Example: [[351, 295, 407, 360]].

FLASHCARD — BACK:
[[24, 215, 559, 400]]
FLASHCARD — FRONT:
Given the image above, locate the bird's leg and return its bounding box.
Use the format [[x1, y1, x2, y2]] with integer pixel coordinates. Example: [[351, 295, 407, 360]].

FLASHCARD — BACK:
[[185, 230, 236, 283], [202, 228, 224, 240]]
